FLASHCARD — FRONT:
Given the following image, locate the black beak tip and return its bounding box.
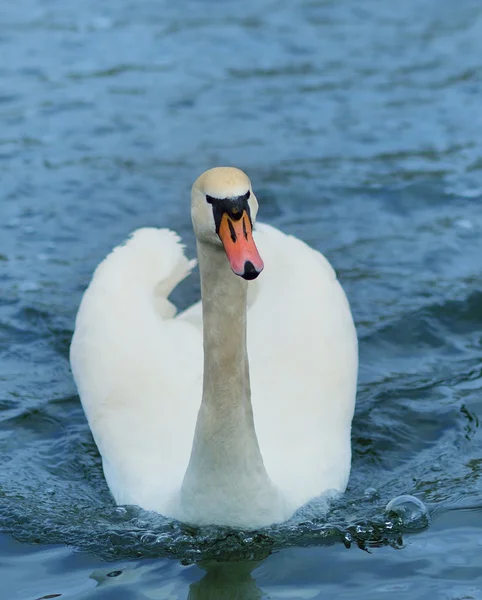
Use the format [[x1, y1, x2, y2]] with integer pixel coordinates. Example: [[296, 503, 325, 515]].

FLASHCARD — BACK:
[[241, 260, 261, 280]]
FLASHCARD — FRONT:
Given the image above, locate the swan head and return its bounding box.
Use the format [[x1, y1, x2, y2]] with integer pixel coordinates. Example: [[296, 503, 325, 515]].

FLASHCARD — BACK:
[[191, 167, 264, 280]]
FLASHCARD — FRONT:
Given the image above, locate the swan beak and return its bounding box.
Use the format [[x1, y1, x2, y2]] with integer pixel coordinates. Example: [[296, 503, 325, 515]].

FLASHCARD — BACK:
[[218, 211, 264, 280]]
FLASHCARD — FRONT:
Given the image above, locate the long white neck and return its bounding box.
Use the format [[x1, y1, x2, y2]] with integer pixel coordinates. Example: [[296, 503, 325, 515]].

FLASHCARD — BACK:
[[179, 241, 284, 528]]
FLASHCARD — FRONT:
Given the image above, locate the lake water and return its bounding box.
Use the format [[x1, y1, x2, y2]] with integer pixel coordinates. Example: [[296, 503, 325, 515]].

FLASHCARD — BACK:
[[1, 0, 482, 598]]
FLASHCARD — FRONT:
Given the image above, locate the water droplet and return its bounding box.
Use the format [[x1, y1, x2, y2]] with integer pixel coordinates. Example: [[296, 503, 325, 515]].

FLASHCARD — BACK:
[[364, 487, 379, 501], [385, 495, 430, 530]]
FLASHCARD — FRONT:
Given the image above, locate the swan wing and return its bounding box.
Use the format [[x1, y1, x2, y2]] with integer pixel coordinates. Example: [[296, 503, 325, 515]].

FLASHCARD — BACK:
[[246, 223, 358, 509], [70, 228, 202, 512]]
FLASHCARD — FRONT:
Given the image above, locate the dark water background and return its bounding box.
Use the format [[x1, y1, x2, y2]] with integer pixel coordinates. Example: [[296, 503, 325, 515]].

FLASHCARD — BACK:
[[1, 0, 482, 598]]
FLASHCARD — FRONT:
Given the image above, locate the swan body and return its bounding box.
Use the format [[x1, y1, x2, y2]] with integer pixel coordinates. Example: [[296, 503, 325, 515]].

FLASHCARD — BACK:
[[70, 167, 358, 528]]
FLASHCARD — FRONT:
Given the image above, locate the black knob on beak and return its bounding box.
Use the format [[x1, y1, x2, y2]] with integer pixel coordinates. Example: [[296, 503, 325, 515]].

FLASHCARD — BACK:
[[241, 260, 262, 280]]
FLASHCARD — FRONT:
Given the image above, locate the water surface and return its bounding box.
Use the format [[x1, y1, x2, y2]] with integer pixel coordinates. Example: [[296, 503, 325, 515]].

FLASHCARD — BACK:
[[1, 0, 482, 598]]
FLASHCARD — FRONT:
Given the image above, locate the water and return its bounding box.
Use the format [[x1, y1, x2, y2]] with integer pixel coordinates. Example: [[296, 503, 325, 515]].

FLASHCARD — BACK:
[[1, 0, 482, 597]]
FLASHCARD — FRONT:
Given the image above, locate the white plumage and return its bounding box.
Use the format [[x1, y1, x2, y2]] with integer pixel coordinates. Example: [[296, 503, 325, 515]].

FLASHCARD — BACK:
[[70, 167, 358, 528]]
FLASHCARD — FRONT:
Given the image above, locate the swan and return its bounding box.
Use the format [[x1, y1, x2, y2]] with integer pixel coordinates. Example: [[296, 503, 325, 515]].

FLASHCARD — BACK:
[[70, 167, 358, 529]]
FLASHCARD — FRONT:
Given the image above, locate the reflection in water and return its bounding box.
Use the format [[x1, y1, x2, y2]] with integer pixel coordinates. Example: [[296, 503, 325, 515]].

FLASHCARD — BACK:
[[90, 557, 267, 599], [189, 561, 264, 600]]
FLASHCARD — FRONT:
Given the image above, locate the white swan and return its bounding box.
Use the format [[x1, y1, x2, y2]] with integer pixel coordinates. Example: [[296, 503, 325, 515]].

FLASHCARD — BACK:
[[70, 167, 358, 529]]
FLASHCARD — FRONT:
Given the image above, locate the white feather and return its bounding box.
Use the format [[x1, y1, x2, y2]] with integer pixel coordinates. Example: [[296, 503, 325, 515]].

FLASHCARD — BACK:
[[71, 167, 357, 528], [71, 222, 357, 524]]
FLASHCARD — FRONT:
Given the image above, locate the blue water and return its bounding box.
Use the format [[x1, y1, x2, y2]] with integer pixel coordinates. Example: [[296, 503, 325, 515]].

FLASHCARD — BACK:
[[1, 0, 482, 598]]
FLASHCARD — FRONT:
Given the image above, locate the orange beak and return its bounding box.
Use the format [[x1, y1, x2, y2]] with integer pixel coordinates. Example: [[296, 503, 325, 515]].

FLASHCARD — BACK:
[[218, 211, 264, 280]]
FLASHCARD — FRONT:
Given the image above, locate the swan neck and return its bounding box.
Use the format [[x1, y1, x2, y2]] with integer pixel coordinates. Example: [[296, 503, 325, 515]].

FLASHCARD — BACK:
[[178, 241, 281, 526], [198, 241, 249, 410]]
